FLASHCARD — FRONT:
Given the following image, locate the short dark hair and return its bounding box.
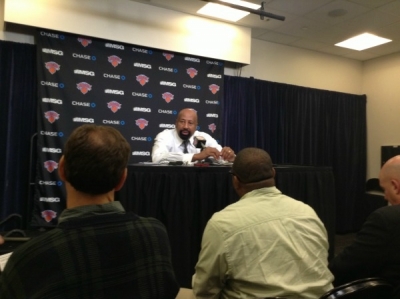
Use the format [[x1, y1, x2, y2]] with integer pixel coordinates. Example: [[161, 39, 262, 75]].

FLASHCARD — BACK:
[[232, 147, 274, 184], [63, 124, 131, 195]]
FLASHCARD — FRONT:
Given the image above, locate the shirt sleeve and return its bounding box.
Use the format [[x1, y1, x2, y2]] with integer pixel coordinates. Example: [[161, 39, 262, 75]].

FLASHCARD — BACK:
[[192, 219, 227, 299], [151, 131, 194, 163], [328, 209, 391, 285]]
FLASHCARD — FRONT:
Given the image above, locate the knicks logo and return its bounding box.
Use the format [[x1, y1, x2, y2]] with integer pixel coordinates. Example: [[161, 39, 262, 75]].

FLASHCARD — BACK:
[[77, 82, 92, 94], [209, 123, 217, 133], [162, 92, 174, 103], [108, 101, 121, 113], [108, 55, 122, 67], [45, 61, 60, 74], [136, 74, 149, 86], [41, 210, 57, 223], [77, 37, 92, 47], [209, 84, 220, 94], [163, 53, 174, 61], [44, 111, 60, 124], [187, 68, 198, 79], [44, 160, 58, 173], [135, 118, 148, 130]]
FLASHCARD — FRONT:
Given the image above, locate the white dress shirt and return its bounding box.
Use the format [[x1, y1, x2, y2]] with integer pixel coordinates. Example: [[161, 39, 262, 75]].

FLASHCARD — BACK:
[[192, 187, 334, 299], [151, 129, 222, 163]]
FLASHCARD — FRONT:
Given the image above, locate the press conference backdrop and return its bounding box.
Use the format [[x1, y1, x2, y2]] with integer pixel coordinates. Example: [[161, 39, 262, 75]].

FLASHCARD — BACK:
[[33, 29, 224, 227]]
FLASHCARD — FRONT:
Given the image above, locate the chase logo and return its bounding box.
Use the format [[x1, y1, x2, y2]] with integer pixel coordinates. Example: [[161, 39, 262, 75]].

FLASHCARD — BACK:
[[206, 60, 223, 66], [103, 120, 125, 125], [40, 31, 65, 40], [131, 136, 152, 142], [45, 61, 60, 75], [132, 47, 152, 54], [78, 37, 92, 47], [44, 111, 60, 124]]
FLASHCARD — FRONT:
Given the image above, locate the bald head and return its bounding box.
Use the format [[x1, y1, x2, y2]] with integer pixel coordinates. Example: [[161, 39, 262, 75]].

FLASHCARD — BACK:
[[379, 155, 400, 205], [232, 148, 274, 184]]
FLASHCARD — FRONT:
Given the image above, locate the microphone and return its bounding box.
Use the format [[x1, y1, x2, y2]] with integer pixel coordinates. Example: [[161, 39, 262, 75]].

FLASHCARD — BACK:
[[194, 136, 206, 151]]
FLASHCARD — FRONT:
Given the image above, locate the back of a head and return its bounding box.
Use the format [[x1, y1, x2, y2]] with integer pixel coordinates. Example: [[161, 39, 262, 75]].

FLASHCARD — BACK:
[[63, 124, 131, 195], [232, 147, 274, 184]]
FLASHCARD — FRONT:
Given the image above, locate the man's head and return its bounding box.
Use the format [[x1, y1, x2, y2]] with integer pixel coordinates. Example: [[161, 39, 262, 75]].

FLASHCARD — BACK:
[[60, 124, 131, 195], [231, 147, 275, 197], [175, 108, 198, 140], [379, 155, 400, 205]]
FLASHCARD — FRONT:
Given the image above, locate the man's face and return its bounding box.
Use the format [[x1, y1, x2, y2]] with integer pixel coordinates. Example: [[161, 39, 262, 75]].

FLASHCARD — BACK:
[[175, 110, 197, 140]]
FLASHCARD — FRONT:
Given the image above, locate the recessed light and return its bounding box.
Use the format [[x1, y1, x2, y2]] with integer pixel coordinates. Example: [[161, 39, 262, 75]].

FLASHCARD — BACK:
[[335, 33, 391, 51]]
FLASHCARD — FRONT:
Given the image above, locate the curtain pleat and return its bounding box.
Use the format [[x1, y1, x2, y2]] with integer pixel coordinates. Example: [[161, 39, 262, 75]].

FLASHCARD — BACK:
[[223, 75, 367, 233], [0, 41, 37, 229]]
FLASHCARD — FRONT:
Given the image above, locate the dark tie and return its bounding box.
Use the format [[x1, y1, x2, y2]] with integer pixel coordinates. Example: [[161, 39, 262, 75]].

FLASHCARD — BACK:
[[183, 140, 189, 153]]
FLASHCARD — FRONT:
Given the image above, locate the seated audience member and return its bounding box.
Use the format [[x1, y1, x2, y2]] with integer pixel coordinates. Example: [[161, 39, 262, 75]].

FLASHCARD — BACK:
[[151, 108, 235, 163], [0, 124, 179, 299], [329, 155, 400, 299], [192, 147, 333, 299]]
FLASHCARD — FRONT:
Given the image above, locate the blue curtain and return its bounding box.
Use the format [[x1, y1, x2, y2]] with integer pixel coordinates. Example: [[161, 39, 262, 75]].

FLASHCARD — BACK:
[[0, 42, 367, 233], [0, 40, 37, 229], [222, 75, 367, 233]]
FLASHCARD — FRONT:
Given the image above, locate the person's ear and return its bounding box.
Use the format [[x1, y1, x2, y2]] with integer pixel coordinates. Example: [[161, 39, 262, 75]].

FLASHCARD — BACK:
[[58, 156, 66, 181], [272, 167, 276, 178], [392, 179, 400, 195], [115, 168, 128, 191]]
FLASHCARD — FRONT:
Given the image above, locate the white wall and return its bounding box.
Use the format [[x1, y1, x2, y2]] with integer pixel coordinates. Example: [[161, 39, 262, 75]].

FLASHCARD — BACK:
[[3, 0, 395, 178], [363, 53, 400, 178], [3, 0, 251, 64], [226, 38, 363, 95]]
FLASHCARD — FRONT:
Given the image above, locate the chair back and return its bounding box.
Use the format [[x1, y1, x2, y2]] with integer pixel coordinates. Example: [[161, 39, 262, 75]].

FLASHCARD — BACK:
[[319, 277, 393, 299]]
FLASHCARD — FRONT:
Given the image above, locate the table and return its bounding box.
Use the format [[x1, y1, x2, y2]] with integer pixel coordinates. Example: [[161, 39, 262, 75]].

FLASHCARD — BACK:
[[116, 164, 336, 288]]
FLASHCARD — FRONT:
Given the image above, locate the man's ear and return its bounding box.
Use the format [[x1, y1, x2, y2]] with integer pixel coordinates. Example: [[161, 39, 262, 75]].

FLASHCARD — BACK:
[[58, 156, 66, 181], [392, 179, 400, 195], [115, 168, 128, 191]]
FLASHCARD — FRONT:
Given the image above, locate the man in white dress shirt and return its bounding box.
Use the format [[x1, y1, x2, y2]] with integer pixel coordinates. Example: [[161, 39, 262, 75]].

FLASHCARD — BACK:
[[151, 108, 235, 164]]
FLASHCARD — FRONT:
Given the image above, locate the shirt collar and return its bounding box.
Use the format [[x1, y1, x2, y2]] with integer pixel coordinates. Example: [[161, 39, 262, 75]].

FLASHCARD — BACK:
[[58, 201, 125, 224]]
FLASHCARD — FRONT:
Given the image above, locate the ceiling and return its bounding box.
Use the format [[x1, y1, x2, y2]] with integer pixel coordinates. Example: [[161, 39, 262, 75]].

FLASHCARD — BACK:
[[130, 0, 400, 61]]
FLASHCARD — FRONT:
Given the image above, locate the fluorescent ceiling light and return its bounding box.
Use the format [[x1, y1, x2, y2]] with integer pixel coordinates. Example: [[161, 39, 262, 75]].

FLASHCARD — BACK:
[[335, 33, 391, 51], [197, 0, 261, 22]]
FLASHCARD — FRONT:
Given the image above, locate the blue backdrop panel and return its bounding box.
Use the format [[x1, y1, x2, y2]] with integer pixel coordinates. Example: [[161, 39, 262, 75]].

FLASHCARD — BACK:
[[33, 29, 224, 227]]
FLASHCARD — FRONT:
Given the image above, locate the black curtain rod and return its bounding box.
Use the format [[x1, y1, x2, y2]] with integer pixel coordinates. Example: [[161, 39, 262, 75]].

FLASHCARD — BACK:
[[200, 0, 285, 21]]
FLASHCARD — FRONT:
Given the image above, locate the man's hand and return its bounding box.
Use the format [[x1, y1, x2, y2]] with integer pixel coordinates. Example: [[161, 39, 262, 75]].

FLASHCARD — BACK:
[[192, 147, 221, 162], [220, 147, 235, 162]]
